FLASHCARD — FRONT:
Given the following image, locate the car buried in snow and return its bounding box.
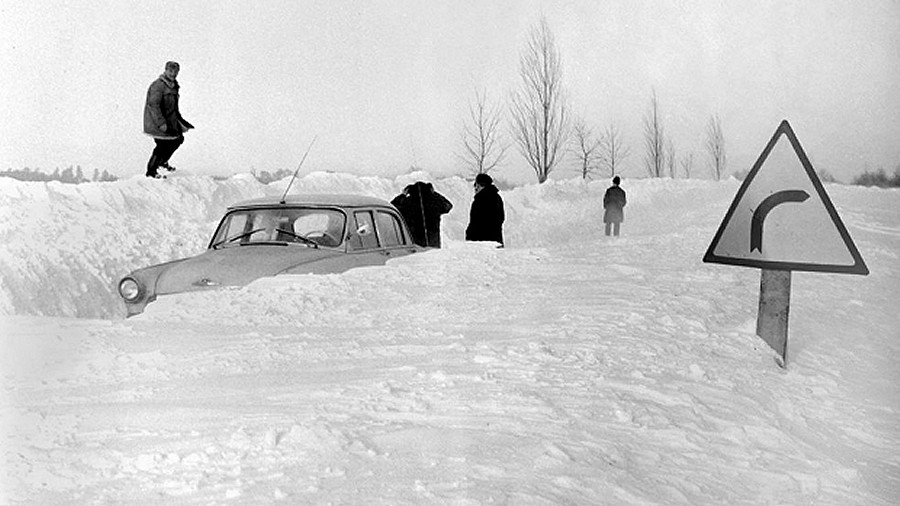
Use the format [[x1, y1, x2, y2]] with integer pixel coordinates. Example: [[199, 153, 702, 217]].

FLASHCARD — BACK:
[[117, 194, 421, 316]]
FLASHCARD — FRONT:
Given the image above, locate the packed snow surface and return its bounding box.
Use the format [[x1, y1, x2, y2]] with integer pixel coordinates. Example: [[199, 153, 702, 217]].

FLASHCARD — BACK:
[[1, 172, 898, 504]]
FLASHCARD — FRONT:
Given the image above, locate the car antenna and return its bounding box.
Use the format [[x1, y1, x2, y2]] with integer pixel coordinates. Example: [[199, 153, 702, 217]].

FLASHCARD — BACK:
[[280, 135, 318, 204]]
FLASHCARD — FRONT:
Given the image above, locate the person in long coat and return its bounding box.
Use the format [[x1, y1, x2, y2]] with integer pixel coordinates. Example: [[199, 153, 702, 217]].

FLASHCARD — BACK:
[[143, 61, 193, 178], [391, 181, 453, 248], [603, 175, 627, 236], [465, 173, 505, 246]]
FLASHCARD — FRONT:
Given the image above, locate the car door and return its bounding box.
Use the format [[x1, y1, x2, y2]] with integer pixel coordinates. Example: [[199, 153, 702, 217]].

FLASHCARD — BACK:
[[373, 208, 418, 259], [343, 208, 390, 268], [345, 207, 418, 267]]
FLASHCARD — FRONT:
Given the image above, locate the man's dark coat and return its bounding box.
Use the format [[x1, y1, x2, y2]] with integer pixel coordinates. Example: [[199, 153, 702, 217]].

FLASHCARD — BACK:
[[143, 75, 193, 139], [465, 184, 505, 245], [391, 182, 453, 248], [603, 185, 626, 224]]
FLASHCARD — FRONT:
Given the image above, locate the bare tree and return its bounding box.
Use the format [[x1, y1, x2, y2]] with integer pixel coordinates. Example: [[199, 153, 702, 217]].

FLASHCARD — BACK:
[[509, 17, 570, 184], [706, 114, 727, 180], [680, 152, 695, 179], [460, 88, 509, 175], [643, 90, 665, 178], [665, 139, 677, 178], [570, 117, 603, 180], [600, 123, 630, 177]]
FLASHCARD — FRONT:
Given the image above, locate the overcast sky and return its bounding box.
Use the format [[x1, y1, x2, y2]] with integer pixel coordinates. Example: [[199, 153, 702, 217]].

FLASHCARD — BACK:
[[1, 0, 898, 184]]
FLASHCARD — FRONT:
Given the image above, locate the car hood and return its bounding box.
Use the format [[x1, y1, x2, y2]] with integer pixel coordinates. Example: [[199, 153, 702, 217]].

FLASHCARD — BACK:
[[155, 245, 343, 295]]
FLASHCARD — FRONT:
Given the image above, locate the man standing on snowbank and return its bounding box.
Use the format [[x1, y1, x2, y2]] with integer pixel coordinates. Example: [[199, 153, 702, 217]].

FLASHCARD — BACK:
[[603, 175, 626, 236], [465, 173, 505, 247], [143, 61, 193, 179]]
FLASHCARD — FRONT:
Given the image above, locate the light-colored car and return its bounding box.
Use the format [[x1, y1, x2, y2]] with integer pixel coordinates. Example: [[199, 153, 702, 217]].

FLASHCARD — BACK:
[[118, 194, 421, 316]]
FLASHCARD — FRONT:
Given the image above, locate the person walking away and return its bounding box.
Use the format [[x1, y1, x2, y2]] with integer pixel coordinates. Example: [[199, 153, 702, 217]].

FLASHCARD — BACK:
[[143, 61, 194, 178], [603, 175, 627, 236], [391, 181, 453, 248], [465, 173, 505, 247]]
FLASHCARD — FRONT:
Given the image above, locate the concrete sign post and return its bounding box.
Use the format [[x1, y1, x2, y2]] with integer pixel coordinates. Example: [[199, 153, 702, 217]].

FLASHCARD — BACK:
[[704, 120, 868, 367], [756, 269, 791, 367]]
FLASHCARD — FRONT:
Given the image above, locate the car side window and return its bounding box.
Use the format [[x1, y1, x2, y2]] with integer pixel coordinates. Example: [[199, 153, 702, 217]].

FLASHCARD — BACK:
[[291, 210, 345, 247], [348, 210, 379, 250], [376, 211, 404, 247]]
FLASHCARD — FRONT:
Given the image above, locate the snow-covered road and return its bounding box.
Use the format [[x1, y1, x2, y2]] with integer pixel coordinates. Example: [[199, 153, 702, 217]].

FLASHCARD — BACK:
[[2, 174, 898, 504]]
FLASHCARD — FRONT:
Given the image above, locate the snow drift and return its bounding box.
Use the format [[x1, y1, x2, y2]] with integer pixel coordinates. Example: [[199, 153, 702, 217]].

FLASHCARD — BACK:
[[1, 172, 898, 504], [0, 172, 733, 320]]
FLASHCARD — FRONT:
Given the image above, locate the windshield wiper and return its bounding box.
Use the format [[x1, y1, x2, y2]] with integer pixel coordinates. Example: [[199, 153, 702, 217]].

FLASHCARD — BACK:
[[210, 228, 265, 249], [211, 227, 320, 249], [274, 228, 319, 248]]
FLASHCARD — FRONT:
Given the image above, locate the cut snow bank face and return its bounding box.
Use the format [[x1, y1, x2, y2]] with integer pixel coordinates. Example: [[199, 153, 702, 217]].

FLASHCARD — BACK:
[[0, 171, 871, 320]]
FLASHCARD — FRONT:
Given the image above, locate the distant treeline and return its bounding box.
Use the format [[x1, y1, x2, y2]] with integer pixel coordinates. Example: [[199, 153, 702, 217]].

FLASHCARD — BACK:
[[3, 165, 898, 188], [733, 168, 839, 183], [851, 167, 900, 188], [693, 165, 900, 189], [0, 166, 118, 183]]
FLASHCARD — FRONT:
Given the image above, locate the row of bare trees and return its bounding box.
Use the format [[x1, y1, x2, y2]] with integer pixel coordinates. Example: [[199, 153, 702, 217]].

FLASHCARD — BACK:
[[461, 18, 566, 183], [569, 121, 630, 180], [459, 17, 730, 183], [641, 93, 727, 180], [0, 166, 118, 183]]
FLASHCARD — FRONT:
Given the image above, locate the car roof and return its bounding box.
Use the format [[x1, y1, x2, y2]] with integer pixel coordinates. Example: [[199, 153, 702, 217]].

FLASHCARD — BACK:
[[228, 193, 394, 210]]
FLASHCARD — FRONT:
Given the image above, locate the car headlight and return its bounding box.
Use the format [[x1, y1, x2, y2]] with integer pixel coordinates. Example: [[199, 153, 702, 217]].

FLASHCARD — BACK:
[[118, 277, 143, 302]]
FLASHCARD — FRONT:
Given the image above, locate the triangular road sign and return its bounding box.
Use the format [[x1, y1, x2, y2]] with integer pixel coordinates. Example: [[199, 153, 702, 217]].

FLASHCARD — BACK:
[[703, 120, 868, 275]]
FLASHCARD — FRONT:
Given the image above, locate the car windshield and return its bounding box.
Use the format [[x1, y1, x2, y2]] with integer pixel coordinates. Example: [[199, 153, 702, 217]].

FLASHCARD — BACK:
[[210, 207, 346, 249]]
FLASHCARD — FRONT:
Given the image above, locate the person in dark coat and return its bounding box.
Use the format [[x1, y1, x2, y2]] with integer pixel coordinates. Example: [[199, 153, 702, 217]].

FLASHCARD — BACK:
[[143, 61, 194, 178], [603, 175, 627, 236], [465, 173, 505, 246], [391, 181, 453, 248]]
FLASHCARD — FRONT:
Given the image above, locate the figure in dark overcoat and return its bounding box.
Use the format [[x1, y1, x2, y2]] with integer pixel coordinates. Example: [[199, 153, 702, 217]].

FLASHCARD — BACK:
[[391, 181, 453, 248], [465, 173, 505, 246], [603, 175, 627, 237]]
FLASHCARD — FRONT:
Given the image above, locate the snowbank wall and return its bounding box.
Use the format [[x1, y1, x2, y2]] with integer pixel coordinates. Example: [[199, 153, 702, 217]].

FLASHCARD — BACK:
[[1, 172, 736, 319]]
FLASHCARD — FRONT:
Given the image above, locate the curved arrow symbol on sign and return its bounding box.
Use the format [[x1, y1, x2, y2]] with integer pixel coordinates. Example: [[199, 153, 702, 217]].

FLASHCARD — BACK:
[[750, 190, 810, 253]]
